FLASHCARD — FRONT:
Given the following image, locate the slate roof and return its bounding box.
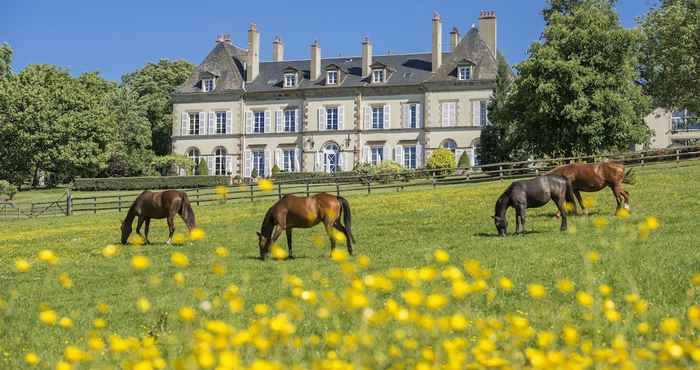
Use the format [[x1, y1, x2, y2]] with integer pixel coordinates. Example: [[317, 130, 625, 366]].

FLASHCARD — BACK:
[[175, 27, 497, 94]]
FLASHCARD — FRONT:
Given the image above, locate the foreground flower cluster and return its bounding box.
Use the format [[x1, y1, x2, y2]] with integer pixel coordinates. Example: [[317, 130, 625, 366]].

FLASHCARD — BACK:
[[8, 213, 700, 370]]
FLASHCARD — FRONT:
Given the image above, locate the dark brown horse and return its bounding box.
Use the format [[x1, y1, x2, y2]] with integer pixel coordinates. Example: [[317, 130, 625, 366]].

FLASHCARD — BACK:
[[257, 193, 356, 260], [121, 190, 196, 244], [548, 162, 633, 214]]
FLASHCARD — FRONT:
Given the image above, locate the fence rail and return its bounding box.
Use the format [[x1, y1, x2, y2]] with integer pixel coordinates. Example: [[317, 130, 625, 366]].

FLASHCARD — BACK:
[[2, 145, 700, 219]]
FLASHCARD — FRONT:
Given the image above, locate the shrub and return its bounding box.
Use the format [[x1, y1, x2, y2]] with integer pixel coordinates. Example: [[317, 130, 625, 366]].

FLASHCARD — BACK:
[[426, 148, 455, 175], [274, 171, 357, 184], [271, 164, 281, 177], [457, 151, 471, 169], [375, 160, 403, 183], [73, 176, 231, 191], [197, 158, 209, 176], [251, 168, 258, 179], [0, 180, 17, 200]]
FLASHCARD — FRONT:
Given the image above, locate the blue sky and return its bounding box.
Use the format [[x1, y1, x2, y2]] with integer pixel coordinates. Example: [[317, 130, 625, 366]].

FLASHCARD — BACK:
[[1, 0, 657, 81]]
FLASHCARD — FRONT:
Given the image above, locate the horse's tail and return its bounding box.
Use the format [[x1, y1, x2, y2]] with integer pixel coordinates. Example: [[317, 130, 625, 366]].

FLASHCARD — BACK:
[[337, 196, 356, 243], [562, 176, 577, 214], [623, 168, 636, 185], [179, 192, 196, 230]]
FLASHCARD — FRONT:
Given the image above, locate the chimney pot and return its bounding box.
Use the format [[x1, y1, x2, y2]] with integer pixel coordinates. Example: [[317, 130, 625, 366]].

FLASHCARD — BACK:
[[450, 27, 460, 51], [247, 23, 260, 82], [432, 12, 442, 72], [362, 36, 373, 77], [478, 10, 497, 58], [310, 40, 321, 80], [272, 36, 284, 62]]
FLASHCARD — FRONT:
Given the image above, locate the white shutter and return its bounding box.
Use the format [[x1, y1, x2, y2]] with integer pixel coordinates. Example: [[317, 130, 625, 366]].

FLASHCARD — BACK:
[[225, 111, 232, 134], [383, 144, 390, 163], [441, 103, 448, 127], [245, 111, 253, 134], [402, 104, 409, 128], [416, 144, 423, 168], [317, 108, 326, 131], [244, 150, 252, 177], [364, 106, 372, 129], [264, 110, 271, 133], [198, 112, 206, 135], [181, 112, 188, 136], [315, 151, 322, 172], [264, 149, 272, 177], [472, 101, 481, 127], [383, 104, 390, 129], [275, 110, 283, 133], [338, 106, 344, 130], [338, 150, 345, 171], [469, 147, 476, 167], [364, 145, 371, 163], [294, 148, 301, 172], [295, 109, 300, 132], [416, 103, 422, 128], [395, 145, 404, 166], [275, 148, 283, 170], [207, 156, 214, 175], [208, 111, 215, 135], [226, 155, 233, 175], [455, 149, 465, 167]]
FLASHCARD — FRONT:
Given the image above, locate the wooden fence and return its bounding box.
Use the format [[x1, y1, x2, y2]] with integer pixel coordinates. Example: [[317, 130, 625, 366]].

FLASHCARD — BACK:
[[2, 145, 699, 219]]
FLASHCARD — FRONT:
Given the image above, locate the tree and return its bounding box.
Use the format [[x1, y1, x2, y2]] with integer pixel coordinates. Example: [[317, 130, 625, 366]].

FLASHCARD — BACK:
[[498, 0, 651, 157], [104, 86, 153, 176], [457, 151, 471, 169], [197, 158, 209, 176], [122, 60, 195, 155], [426, 149, 455, 175], [639, 0, 700, 113], [479, 53, 529, 164], [0, 43, 12, 79]]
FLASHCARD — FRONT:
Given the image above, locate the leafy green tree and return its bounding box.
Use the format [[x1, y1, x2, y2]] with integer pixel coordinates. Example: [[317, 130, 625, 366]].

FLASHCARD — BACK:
[[197, 158, 209, 176], [426, 148, 455, 175], [639, 0, 700, 113], [271, 164, 281, 177], [104, 86, 153, 176], [457, 151, 471, 169], [0, 43, 12, 79], [122, 60, 195, 155], [499, 0, 651, 157]]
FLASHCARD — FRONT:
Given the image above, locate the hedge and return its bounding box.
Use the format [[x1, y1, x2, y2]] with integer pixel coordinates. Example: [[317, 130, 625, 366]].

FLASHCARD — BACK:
[[73, 176, 231, 191], [273, 171, 358, 184]]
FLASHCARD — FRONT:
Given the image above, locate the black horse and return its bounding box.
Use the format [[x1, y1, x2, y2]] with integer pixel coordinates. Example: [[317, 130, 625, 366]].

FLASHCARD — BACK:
[[493, 175, 575, 236]]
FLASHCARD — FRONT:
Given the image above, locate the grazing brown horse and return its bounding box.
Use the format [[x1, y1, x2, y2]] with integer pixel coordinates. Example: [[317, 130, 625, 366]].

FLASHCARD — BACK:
[[548, 162, 633, 215], [121, 190, 196, 244], [257, 193, 356, 260]]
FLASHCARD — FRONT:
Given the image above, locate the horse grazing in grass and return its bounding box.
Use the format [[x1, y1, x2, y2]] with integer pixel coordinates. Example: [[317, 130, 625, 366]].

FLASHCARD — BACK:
[[493, 175, 575, 236], [548, 162, 634, 215], [257, 193, 356, 260], [121, 190, 196, 244]]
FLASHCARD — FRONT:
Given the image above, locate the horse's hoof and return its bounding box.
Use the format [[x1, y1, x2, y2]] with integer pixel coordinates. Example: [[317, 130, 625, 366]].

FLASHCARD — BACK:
[[166, 239, 172, 245]]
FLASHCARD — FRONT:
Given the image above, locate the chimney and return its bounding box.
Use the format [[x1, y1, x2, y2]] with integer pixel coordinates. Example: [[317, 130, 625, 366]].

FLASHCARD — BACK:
[[432, 12, 442, 72], [450, 27, 460, 51], [362, 37, 372, 77], [246, 23, 260, 82], [216, 33, 231, 44], [272, 36, 284, 62], [310, 40, 321, 80], [479, 10, 497, 58]]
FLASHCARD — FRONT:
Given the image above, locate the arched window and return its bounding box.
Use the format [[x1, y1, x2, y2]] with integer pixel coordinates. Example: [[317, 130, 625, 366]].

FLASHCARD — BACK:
[[441, 139, 457, 153], [213, 147, 227, 175], [186, 147, 200, 175], [321, 142, 340, 173], [470, 138, 481, 167]]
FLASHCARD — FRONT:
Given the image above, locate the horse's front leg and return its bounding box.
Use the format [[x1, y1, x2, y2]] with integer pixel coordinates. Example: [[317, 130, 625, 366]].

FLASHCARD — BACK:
[[573, 191, 584, 215], [324, 222, 337, 257], [515, 205, 526, 235], [144, 218, 151, 245], [136, 217, 145, 237], [285, 229, 294, 259], [554, 199, 568, 231], [166, 216, 175, 244]]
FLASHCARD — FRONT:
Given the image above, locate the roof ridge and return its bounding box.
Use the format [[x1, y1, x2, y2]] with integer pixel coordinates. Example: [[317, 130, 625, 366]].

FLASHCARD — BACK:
[[259, 51, 442, 64]]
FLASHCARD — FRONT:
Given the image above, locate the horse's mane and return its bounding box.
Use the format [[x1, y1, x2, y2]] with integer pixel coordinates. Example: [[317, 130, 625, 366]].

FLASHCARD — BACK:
[[179, 192, 196, 229], [260, 207, 275, 239], [494, 190, 511, 218]]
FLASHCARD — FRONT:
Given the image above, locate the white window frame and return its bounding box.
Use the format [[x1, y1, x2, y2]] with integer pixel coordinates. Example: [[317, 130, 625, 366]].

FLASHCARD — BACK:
[[188, 112, 200, 135], [372, 69, 385, 83], [284, 73, 297, 88], [457, 66, 471, 81], [253, 111, 265, 133], [215, 111, 226, 134], [480, 100, 490, 126], [372, 106, 384, 129], [252, 150, 265, 176], [326, 106, 339, 130], [282, 149, 296, 172], [284, 109, 296, 132], [370, 146, 384, 166], [203, 78, 215, 92], [441, 102, 457, 127], [327, 70, 338, 85], [408, 103, 418, 128], [403, 145, 417, 169], [214, 147, 227, 175]]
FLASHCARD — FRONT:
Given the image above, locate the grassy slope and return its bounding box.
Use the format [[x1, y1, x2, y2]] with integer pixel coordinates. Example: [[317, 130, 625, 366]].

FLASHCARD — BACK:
[[1, 162, 699, 366]]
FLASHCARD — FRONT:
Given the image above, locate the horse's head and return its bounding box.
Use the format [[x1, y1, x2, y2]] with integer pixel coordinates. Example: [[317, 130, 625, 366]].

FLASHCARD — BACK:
[[121, 220, 132, 244], [256, 231, 271, 260], [492, 215, 507, 237]]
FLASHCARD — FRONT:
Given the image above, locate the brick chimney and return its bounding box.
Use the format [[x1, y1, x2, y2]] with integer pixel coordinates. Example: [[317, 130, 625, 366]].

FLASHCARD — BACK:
[[272, 36, 284, 62], [362, 37, 372, 77], [479, 10, 497, 58], [216, 33, 231, 44], [432, 12, 442, 72], [450, 27, 460, 51], [246, 23, 260, 82], [310, 40, 321, 80]]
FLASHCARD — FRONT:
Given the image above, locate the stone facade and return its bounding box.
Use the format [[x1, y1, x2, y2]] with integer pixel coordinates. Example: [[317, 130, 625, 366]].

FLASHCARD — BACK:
[[172, 12, 499, 177]]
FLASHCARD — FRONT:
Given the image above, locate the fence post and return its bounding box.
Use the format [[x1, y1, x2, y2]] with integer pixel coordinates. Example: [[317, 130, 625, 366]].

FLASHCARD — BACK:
[[30, 202, 34, 218], [367, 179, 372, 194], [250, 184, 254, 202], [336, 183, 340, 197], [432, 174, 436, 189], [278, 182, 282, 199], [499, 166, 503, 180], [66, 188, 72, 216], [306, 181, 310, 197], [117, 194, 122, 213], [196, 187, 200, 206], [93, 197, 97, 214], [676, 149, 680, 167], [641, 153, 645, 166]]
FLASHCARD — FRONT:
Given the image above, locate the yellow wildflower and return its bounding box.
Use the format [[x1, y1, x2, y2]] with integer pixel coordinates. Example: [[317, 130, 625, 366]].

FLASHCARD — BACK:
[[58, 273, 73, 289], [190, 227, 205, 240], [576, 291, 593, 307], [660, 317, 680, 336], [24, 353, 40, 365], [425, 294, 448, 310], [170, 251, 189, 267], [258, 179, 274, 191], [137, 297, 151, 313], [102, 244, 118, 257], [39, 309, 58, 325], [93, 318, 107, 329], [214, 246, 229, 257], [498, 277, 513, 291], [15, 258, 31, 272], [637, 322, 650, 334], [433, 249, 449, 263], [131, 255, 150, 270], [171, 233, 186, 245], [527, 284, 546, 299], [179, 306, 196, 321], [37, 249, 58, 265], [58, 317, 73, 328], [645, 216, 659, 230], [585, 250, 600, 263], [592, 217, 608, 228], [557, 279, 575, 294], [271, 245, 288, 260]]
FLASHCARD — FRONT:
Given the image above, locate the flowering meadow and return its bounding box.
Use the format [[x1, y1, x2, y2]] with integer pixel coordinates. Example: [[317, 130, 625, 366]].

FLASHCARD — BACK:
[[1, 163, 700, 369]]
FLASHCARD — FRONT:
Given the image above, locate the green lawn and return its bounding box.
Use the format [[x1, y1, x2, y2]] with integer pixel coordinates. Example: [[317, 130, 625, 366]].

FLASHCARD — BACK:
[[1, 162, 699, 368]]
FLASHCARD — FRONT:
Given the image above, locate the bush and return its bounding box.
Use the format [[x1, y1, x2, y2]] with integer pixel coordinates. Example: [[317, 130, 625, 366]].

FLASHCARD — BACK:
[[73, 176, 231, 191], [271, 164, 281, 177], [251, 168, 258, 179], [426, 148, 455, 176], [0, 180, 17, 200], [196, 158, 209, 176], [457, 151, 471, 169], [274, 171, 357, 184]]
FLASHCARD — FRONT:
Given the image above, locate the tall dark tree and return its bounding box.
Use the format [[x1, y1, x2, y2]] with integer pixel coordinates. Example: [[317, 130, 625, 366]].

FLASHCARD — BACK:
[[0, 43, 12, 78], [122, 60, 194, 155], [498, 0, 651, 157], [104, 86, 154, 176], [639, 0, 699, 113]]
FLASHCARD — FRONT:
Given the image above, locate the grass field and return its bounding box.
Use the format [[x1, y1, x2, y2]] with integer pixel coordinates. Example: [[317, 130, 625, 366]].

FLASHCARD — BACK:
[[1, 162, 700, 369]]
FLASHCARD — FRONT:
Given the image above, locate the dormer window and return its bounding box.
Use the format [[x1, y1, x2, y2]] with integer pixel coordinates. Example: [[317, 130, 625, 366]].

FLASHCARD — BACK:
[[203, 78, 215, 92], [458, 65, 472, 80], [327, 70, 338, 85], [372, 69, 385, 83], [284, 73, 297, 88]]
